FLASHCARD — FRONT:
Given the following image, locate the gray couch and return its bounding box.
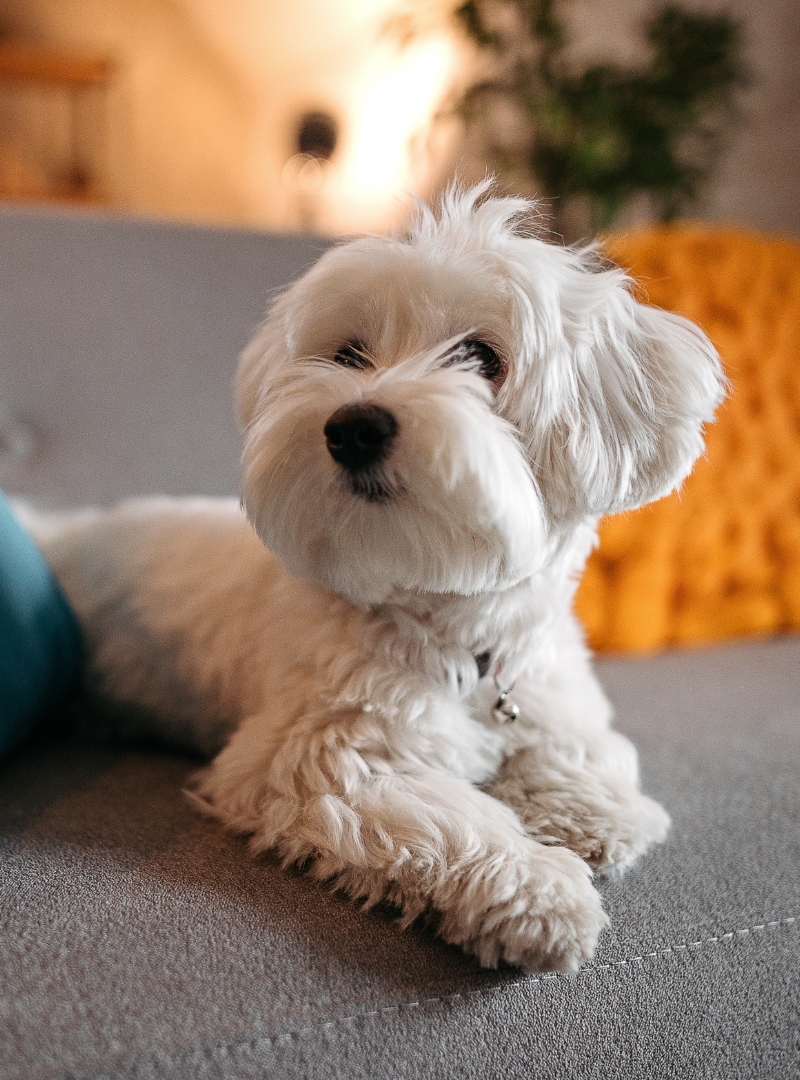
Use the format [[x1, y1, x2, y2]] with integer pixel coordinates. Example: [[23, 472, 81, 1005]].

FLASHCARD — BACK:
[[0, 207, 797, 1080]]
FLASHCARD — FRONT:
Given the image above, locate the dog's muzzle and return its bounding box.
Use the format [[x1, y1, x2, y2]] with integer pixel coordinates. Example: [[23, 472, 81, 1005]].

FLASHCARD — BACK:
[[324, 403, 397, 473]]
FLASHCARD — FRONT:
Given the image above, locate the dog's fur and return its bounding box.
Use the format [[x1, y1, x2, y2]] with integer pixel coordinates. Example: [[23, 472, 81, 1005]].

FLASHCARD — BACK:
[[30, 185, 725, 972]]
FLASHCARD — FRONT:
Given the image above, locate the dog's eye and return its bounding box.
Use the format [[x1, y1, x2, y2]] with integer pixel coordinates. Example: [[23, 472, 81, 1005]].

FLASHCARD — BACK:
[[453, 339, 504, 383], [333, 341, 371, 370]]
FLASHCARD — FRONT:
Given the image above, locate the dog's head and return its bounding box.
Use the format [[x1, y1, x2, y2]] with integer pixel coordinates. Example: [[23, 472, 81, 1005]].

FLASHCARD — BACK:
[[237, 184, 725, 606]]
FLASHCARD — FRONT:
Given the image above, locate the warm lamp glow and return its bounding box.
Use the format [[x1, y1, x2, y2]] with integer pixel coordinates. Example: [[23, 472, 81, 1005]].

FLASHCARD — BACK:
[[330, 33, 458, 231], [282, 153, 330, 193]]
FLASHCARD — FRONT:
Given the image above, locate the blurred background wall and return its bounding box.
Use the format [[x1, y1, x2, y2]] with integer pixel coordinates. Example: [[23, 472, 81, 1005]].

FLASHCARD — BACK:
[[0, 0, 796, 237]]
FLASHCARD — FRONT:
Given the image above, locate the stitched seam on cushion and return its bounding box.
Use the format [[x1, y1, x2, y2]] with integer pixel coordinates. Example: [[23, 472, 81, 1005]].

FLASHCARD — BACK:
[[579, 916, 797, 973], [268, 916, 799, 1042], [65, 915, 797, 1077]]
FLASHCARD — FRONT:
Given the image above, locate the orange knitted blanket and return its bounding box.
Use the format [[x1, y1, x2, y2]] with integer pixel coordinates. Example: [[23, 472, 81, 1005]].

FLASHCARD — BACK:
[[575, 224, 800, 653]]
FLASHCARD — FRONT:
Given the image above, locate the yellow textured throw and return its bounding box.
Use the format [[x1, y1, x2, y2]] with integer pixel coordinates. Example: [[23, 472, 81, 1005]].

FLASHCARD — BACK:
[[575, 224, 800, 653]]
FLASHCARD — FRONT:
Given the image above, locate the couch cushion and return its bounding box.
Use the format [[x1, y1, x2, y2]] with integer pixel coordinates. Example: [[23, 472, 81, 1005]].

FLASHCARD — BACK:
[[1, 636, 797, 1080], [1, 207, 796, 1079]]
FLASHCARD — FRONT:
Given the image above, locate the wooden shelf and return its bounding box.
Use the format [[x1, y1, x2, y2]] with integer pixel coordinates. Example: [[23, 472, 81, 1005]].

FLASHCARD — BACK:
[[0, 40, 112, 87], [0, 40, 114, 207], [0, 185, 110, 207]]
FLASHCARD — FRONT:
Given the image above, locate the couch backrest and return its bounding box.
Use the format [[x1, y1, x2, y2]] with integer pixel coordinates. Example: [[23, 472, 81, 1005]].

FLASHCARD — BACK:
[[6, 209, 799, 655], [0, 207, 330, 507]]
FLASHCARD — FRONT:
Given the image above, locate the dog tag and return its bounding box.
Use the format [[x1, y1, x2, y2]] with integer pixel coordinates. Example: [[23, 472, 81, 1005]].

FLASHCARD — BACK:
[[492, 687, 520, 724]]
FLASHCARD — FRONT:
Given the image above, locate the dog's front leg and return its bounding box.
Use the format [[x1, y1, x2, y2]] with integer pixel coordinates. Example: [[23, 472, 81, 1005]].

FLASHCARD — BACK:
[[485, 725, 670, 874], [196, 721, 608, 972], [482, 621, 670, 874]]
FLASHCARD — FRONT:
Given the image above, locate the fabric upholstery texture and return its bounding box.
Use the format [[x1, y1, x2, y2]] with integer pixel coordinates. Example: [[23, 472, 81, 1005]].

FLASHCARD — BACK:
[[576, 225, 800, 654], [1, 638, 798, 1079], [0, 207, 797, 1079], [0, 206, 329, 508]]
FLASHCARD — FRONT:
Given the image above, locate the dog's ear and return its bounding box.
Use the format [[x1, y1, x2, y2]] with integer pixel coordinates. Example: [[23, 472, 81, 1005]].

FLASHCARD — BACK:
[[508, 242, 727, 521]]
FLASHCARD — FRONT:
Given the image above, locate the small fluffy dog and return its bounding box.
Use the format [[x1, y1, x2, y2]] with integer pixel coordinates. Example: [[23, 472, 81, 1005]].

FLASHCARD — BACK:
[[33, 185, 724, 972]]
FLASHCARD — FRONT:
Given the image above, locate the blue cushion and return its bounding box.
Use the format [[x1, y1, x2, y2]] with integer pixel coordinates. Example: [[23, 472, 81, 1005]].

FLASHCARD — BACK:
[[0, 492, 83, 757]]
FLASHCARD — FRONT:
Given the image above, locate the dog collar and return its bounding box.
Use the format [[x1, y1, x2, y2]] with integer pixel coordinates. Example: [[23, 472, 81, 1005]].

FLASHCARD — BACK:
[[473, 651, 520, 724]]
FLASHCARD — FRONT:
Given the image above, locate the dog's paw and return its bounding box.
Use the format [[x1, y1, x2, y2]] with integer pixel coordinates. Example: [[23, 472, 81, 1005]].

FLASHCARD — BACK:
[[441, 843, 608, 973], [572, 791, 670, 875], [519, 786, 671, 875]]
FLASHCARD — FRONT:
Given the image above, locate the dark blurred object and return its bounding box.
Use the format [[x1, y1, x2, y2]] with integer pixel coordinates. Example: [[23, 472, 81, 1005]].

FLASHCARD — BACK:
[[453, 0, 748, 236], [296, 110, 338, 160], [0, 38, 112, 206], [283, 110, 339, 231]]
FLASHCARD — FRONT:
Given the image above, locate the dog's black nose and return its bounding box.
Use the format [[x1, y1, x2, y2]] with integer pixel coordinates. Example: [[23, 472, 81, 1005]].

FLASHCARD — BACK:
[[324, 403, 397, 471]]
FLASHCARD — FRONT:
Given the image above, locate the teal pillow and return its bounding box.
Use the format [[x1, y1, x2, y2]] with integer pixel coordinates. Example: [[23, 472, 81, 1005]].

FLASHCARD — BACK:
[[0, 492, 83, 758]]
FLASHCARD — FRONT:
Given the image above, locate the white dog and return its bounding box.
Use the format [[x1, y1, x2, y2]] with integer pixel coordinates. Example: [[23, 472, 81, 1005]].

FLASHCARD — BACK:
[[31, 184, 724, 972]]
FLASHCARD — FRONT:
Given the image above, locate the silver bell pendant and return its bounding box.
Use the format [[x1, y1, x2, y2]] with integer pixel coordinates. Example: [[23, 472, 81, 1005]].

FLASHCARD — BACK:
[[492, 680, 520, 724]]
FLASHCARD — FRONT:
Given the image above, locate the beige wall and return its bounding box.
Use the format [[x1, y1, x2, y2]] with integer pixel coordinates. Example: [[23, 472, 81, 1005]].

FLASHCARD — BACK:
[[1, 0, 256, 223], [0, 0, 458, 232], [0, 0, 797, 236]]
